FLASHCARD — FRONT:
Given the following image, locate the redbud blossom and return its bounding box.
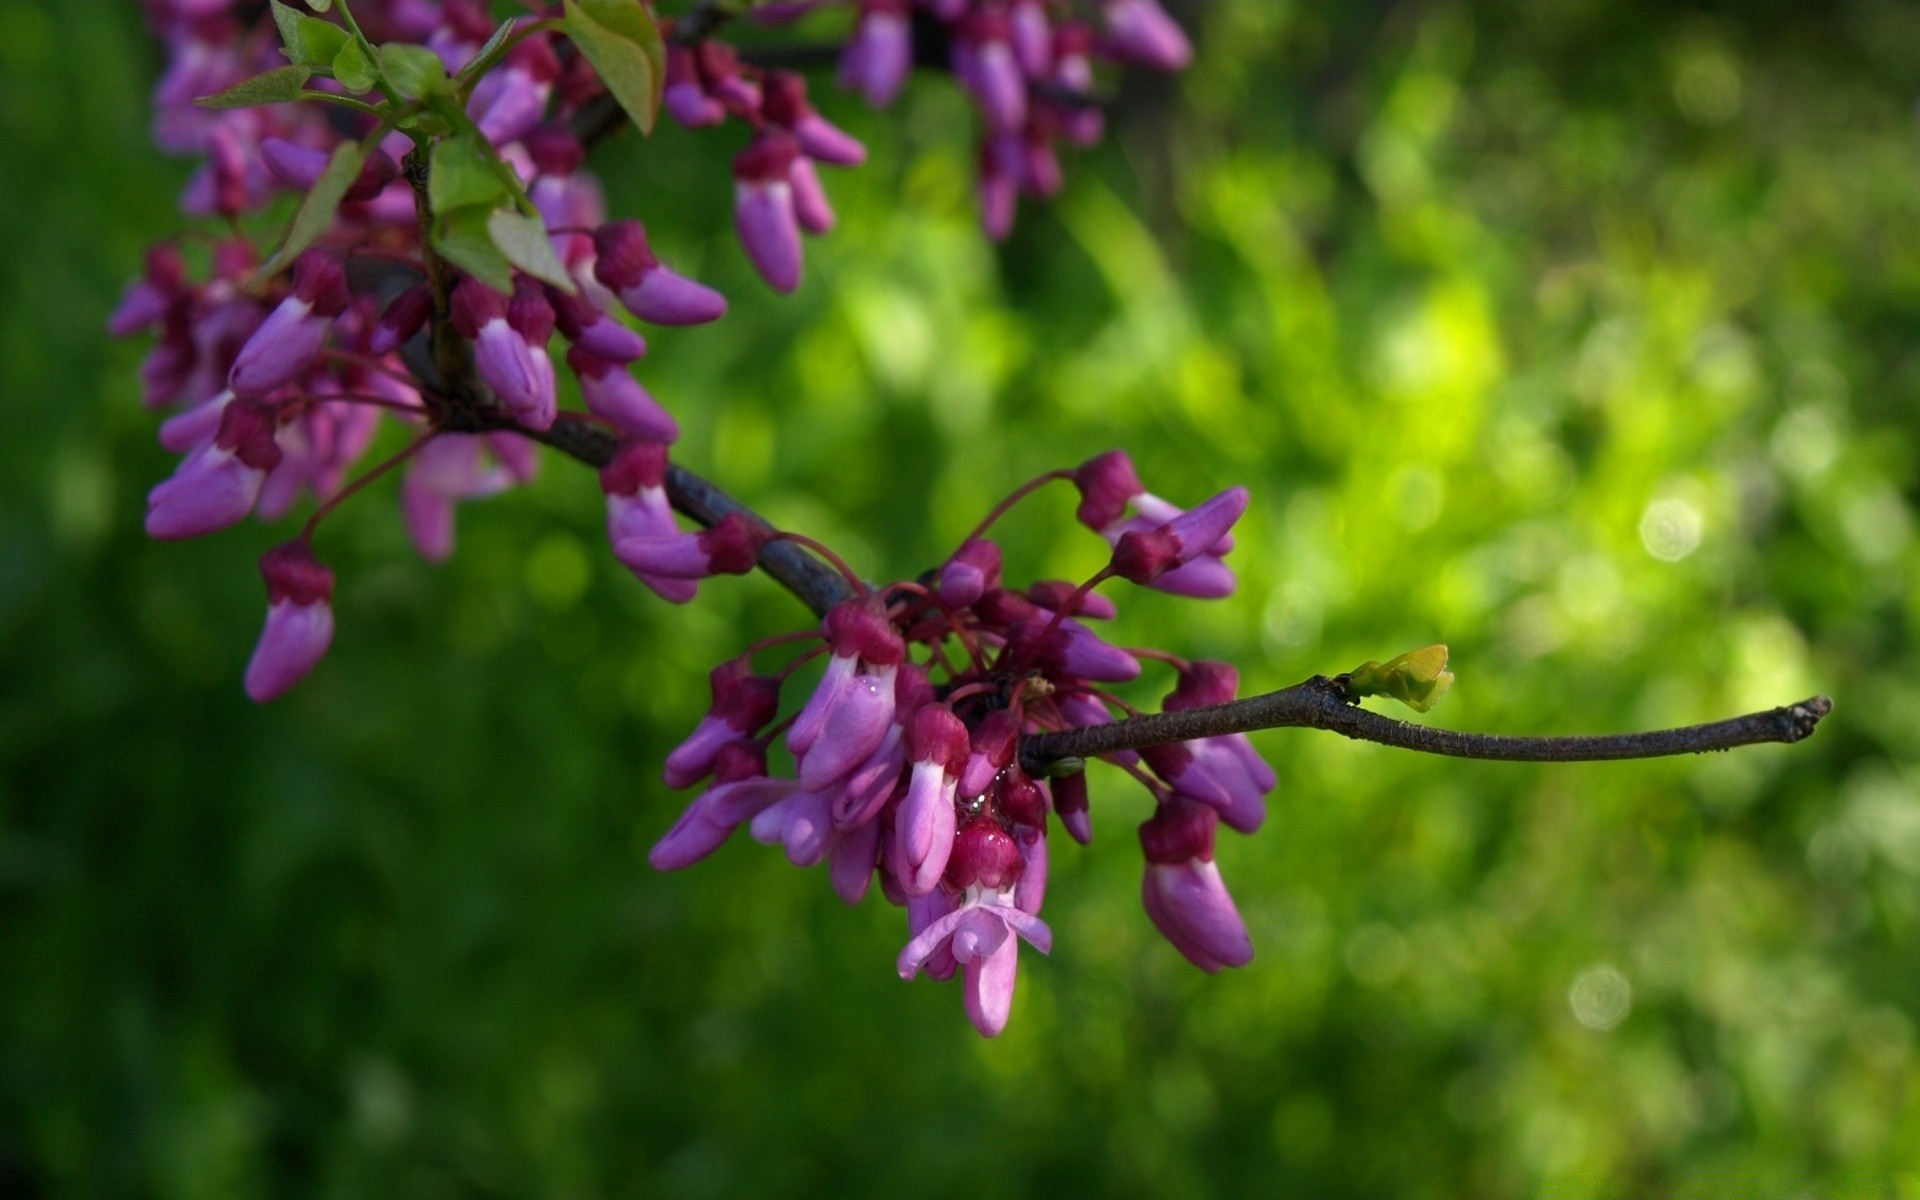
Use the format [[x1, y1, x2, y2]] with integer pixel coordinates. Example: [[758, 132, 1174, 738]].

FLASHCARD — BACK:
[[145, 399, 281, 540], [228, 251, 347, 397], [734, 129, 805, 293], [1139, 798, 1253, 972], [593, 220, 729, 326], [664, 661, 784, 789], [244, 540, 335, 703]]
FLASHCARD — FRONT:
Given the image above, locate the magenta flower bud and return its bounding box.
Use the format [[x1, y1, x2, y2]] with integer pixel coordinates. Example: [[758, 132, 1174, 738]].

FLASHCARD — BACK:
[[734, 130, 805, 292], [1010, 0, 1053, 75], [228, 251, 347, 397], [158, 389, 233, 455], [1014, 823, 1048, 915], [399, 434, 521, 563], [244, 540, 335, 703], [895, 660, 936, 713], [1167, 660, 1241, 710], [956, 9, 1028, 132], [977, 136, 1020, 241], [651, 743, 795, 870], [749, 787, 835, 867], [761, 71, 868, 167], [794, 662, 896, 792], [468, 36, 560, 145], [664, 661, 783, 789], [938, 538, 1003, 608], [549, 287, 646, 362], [600, 439, 696, 603], [145, 399, 281, 540], [839, 0, 912, 107], [829, 812, 883, 904], [1052, 769, 1092, 844], [696, 40, 762, 113], [593, 220, 729, 326], [946, 816, 1024, 891], [616, 510, 771, 582], [788, 157, 836, 236], [369, 285, 433, 357], [567, 347, 679, 442], [827, 721, 906, 829], [664, 43, 726, 127], [1101, 0, 1194, 71], [1052, 23, 1106, 144], [452, 277, 556, 430], [1139, 797, 1253, 971], [999, 769, 1047, 829], [109, 245, 185, 338], [959, 710, 1021, 799], [1111, 486, 1248, 589], [1026, 579, 1116, 619], [1072, 449, 1145, 531], [1009, 614, 1141, 683]]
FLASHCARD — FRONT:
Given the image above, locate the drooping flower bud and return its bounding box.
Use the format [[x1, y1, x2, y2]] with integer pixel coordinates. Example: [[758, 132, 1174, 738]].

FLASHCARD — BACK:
[[1138, 797, 1253, 971], [651, 742, 797, 870], [664, 660, 784, 789], [959, 709, 1021, 799], [145, 399, 281, 540], [938, 539, 1002, 608], [599, 439, 696, 603], [244, 540, 336, 703], [945, 816, 1025, 891], [761, 70, 868, 166], [839, 0, 912, 107], [228, 251, 348, 397], [368, 285, 433, 357], [548, 286, 647, 362], [733, 128, 805, 293], [567, 347, 679, 442], [593, 220, 729, 326], [615, 511, 771, 584], [1101, 0, 1193, 71]]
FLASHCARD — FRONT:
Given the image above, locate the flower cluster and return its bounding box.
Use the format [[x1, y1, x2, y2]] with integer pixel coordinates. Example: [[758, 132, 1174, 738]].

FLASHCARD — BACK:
[[115, 0, 1193, 704], [649, 450, 1270, 1036]]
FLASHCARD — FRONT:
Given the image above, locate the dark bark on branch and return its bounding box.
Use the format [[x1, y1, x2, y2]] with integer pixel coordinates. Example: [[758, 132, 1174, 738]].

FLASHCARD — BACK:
[[1020, 677, 1832, 774]]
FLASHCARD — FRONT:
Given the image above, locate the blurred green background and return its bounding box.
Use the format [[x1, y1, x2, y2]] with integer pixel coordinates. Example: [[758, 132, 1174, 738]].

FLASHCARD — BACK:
[[5, 0, 1920, 1195]]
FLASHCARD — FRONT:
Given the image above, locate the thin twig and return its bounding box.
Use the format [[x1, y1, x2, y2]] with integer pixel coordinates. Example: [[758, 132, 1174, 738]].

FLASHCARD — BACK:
[[1019, 676, 1833, 774]]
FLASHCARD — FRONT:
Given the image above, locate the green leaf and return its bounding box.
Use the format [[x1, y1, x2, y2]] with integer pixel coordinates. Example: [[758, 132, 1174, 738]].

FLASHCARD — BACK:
[[1346, 645, 1455, 713], [380, 43, 448, 99], [306, 0, 334, 11], [458, 18, 523, 88], [332, 39, 379, 93], [429, 133, 510, 214], [434, 208, 516, 294], [193, 65, 313, 109], [259, 140, 368, 279], [270, 0, 350, 68], [561, 0, 665, 135], [487, 209, 577, 293]]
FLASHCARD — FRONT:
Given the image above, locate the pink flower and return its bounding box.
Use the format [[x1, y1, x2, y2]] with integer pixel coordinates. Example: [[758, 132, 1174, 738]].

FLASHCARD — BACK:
[[898, 818, 1051, 1038], [450, 276, 557, 430], [566, 348, 679, 442], [733, 129, 805, 293], [787, 599, 905, 792], [937, 538, 1002, 608], [891, 705, 969, 895], [664, 660, 784, 788], [145, 398, 281, 540], [593, 220, 729, 326], [244, 540, 336, 703], [614, 510, 772, 584], [599, 439, 696, 603], [1100, 0, 1193, 72], [839, 0, 913, 107], [761, 71, 867, 167], [1138, 797, 1253, 972], [228, 251, 348, 397], [400, 434, 533, 563], [651, 742, 796, 870]]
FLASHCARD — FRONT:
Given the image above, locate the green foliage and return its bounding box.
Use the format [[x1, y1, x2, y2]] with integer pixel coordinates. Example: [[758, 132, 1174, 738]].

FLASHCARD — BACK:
[[1348, 645, 1454, 712], [259, 139, 368, 279], [379, 42, 447, 101], [192, 64, 312, 110], [269, 0, 349, 69], [5, 1, 1920, 1197], [562, 0, 666, 135]]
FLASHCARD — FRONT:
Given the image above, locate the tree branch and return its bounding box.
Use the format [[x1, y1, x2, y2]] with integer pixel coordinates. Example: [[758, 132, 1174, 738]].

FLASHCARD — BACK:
[[1020, 676, 1832, 774], [501, 414, 856, 617]]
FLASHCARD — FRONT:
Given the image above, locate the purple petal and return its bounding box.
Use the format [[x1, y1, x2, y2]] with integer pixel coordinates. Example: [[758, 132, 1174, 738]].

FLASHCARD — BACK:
[[796, 667, 895, 791], [145, 447, 263, 540], [829, 723, 905, 828], [1144, 860, 1252, 972], [228, 299, 325, 397], [788, 157, 836, 235], [962, 936, 1020, 1037], [662, 715, 736, 790], [795, 114, 867, 167], [734, 180, 804, 293], [243, 598, 334, 702], [623, 268, 728, 326], [898, 903, 972, 980], [615, 534, 711, 581], [830, 817, 880, 904], [787, 653, 856, 758]]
